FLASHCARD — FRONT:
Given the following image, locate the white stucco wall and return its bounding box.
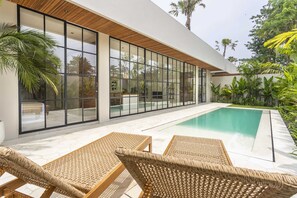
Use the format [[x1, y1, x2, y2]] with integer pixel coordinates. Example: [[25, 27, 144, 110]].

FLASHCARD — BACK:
[[98, 33, 110, 122], [69, 0, 237, 74], [211, 74, 279, 87], [195, 67, 199, 104], [206, 70, 212, 103], [0, 1, 19, 140]]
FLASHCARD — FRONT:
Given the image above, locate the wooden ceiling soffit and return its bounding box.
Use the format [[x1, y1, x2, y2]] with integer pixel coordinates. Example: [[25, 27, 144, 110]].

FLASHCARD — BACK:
[[9, 0, 220, 71]]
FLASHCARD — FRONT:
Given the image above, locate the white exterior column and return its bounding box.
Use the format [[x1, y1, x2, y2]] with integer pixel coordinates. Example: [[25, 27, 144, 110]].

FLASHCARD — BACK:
[[206, 70, 211, 103], [0, 1, 19, 140], [195, 66, 199, 104], [98, 33, 110, 122]]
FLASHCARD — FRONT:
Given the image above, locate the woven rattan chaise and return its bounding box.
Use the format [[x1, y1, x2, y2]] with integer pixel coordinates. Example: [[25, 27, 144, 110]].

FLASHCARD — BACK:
[[115, 135, 297, 198], [0, 132, 152, 198]]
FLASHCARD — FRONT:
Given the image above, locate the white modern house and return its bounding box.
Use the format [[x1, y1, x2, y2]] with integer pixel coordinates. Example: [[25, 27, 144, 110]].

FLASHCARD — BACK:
[[0, 0, 237, 140]]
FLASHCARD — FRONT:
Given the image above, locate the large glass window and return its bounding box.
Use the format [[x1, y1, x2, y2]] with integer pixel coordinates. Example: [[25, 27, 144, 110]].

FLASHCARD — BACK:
[[19, 7, 98, 133], [110, 38, 196, 118]]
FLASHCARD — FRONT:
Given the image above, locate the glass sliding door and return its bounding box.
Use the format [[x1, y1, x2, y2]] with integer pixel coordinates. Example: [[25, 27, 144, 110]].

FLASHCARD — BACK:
[[19, 7, 98, 134]]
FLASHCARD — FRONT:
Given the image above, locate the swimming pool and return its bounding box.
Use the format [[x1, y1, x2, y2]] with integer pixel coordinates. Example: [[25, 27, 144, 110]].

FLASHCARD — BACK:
[[160, 108, 264, 155]]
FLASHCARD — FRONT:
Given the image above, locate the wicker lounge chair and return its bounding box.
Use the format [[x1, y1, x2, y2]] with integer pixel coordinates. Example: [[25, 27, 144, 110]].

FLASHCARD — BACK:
[[0, 132, 152, 198], [115, 135, 297, 198]]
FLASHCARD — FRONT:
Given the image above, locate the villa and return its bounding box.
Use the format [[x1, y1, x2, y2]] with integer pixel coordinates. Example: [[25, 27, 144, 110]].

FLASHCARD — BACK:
[[0, 0, 236, 139], [0, 0, 297, 197]]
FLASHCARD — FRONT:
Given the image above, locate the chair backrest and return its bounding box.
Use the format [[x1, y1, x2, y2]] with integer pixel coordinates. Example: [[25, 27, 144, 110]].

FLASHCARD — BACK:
[[0, 147, 85, 198], [115, 148, 297, 198]]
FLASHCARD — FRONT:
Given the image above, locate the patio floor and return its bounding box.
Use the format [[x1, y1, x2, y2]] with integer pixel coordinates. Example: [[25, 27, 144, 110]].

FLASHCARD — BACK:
[[1, 103, 297, 197]]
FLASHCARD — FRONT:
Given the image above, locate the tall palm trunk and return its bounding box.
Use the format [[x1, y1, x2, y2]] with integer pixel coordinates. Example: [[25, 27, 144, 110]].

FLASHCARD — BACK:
[[185, 16, 191, 30], [223, 45, 227, 57]]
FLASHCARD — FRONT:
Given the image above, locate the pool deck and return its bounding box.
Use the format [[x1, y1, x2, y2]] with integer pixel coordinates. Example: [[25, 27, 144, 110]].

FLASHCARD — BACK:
[[1, 103, 297, 197]]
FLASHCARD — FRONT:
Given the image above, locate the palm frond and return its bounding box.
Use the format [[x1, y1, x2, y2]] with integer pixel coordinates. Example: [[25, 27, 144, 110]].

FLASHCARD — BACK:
[[0, 22, 61, 95]]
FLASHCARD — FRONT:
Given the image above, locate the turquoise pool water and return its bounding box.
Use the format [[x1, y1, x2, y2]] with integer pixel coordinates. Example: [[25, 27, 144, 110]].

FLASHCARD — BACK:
[[177, 108, 262, 137]]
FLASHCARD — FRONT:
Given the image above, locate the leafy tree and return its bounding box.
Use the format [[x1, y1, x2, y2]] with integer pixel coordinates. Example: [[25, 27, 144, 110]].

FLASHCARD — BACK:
[[169, 0, 206, 30], [246, 0, 297, 64], [227, 56, 238, 64], [210, 82, 220, 102], [265, 28, 297, 141], [215, 39, 238, 58], [238, 61, 263, 105], [264, 28, 297, 62], [0, 23, 60, 94]]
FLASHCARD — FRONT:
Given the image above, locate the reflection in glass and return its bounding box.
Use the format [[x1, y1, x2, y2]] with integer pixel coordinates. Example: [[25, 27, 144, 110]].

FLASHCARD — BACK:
[[121, 42, 129, 60], [121, 60, 129, 79], [46, 16, 64, 46], [83, 76, 96, 98], [129, 62, 137, 80], [54, 47, 65, 73], [130, 96, 138, 114], [46, 100, 65, 127], [83, 99, 97, 121], [21, 101, 45, 131], [67, 24, 82, 50], [67, 99, 82, 123], [20, 8, 43, 32], [83, 29, 96, 53], [130, 45, 137, 62], [121, 96, 129, 115], [83, 53, 96, 75], [110, 58, 120, 78], [67, 50, 82, 74], [46, 74, 64, 100], [138, 48, 145, 63], [110, 38, 120, 58], [67, 76, 82, 98]]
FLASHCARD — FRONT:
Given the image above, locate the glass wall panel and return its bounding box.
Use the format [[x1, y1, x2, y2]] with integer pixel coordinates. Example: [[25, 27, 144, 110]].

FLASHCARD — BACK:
[[20, 8, 43, 32], [46, 100, 65, 127], [110, 38, 120, 58], [19, 7, 98, 133], [67, 24, 82, 50], [67, 50, 82, 74], [45, 16, 64, 46], [83, 29, 96, 53], [109, 38, 196, 118]]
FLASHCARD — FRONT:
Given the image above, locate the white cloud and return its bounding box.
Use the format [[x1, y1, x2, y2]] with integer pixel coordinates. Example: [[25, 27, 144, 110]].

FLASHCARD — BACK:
[[150, 0, 268, 59]]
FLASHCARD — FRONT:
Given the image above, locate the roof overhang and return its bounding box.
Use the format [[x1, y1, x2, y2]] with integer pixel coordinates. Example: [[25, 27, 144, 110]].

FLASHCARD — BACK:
[[9, 0, 237, 73]]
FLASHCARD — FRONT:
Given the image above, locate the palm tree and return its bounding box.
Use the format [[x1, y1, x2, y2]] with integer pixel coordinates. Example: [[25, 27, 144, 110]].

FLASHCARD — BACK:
[[169, 0, 206, 31], [215, 38, 238, 57], [0, 23, 60, 94]]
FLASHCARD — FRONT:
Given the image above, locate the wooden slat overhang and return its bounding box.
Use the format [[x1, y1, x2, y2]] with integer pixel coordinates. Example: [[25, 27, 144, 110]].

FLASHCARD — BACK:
[[9, 0, 221, 71]]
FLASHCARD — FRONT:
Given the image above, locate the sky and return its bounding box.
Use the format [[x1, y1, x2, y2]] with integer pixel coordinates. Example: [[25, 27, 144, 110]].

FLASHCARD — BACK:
[[150, 0, 268, 60]]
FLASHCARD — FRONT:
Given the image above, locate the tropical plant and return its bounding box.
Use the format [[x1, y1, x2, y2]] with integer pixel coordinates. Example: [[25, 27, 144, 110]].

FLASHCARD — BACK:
[[262, 76, 275, 106], [210, 82, 220, 102], [236, 77, 247, 104], [220, 85, 232, 102], [229, 77, 238, 103], [264, 28, 297, 62], [264, 28, 297, 143], [215, 38, 238, 57], [0, 23, 60, 94], [238, 61, 263, 105], [169, 0, 206, 30]]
